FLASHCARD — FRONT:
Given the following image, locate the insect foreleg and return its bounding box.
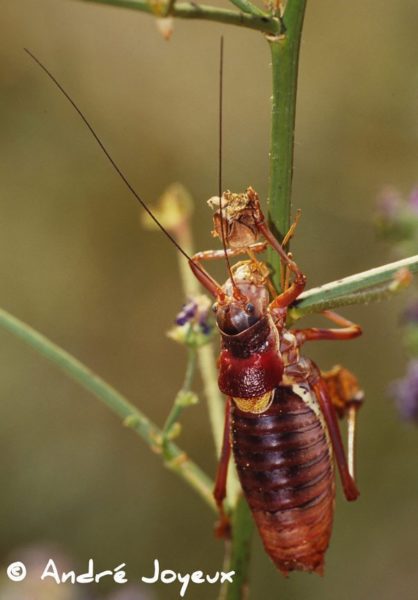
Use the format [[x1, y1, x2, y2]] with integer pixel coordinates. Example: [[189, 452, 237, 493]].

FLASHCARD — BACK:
[[269, 269, 307, 310]]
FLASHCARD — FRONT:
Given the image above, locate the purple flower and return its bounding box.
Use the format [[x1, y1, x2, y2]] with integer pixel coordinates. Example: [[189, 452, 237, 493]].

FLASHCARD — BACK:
[[175, 300, 198, 326], [391, 360, 418, 422], [171, 295, 214, 346]]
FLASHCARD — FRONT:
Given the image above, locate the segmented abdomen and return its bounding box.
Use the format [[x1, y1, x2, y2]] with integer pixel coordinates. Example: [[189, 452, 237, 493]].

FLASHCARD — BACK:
[[231, 386, 335, 575]]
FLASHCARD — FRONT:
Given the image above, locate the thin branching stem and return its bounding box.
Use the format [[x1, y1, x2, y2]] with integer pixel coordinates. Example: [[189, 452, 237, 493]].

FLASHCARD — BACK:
[[0, 306, 216, 512], [161, 342, 198, 450], [227, 0, 267, 17], [79, 0, 280, 34]]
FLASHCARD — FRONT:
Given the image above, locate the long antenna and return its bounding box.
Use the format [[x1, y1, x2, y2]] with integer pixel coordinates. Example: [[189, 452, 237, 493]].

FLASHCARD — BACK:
[[217, 37, 237, 291], [24, 47, 193, 263], [218, 36, 224, 204]]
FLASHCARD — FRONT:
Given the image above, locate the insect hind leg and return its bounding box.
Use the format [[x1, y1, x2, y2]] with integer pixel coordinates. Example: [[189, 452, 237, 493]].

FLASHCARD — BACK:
[[321, 365, 364, 481], [310, 371, 360, 502]]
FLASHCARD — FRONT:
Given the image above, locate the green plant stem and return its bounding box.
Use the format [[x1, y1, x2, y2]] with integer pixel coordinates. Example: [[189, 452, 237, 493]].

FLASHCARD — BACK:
[[197, 343, 226, 454], [0, 306, 216, 512], [220, 496, 253, 600], [161, 343, 197, 447], [267, 0, 307, 287], [228, 0, 267, 17], [288, 254, 418, 321], [78, 0, 280, 35]]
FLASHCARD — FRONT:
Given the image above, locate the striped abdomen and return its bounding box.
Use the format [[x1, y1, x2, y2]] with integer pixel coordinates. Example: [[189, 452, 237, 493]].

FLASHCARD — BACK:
[[231, 385, 335, 575]]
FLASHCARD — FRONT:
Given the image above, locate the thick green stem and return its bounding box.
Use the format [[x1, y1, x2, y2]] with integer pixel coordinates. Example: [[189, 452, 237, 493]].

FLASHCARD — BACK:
[[78, 0, 280, 35], [0, 306, 216, 511], [267, 0, 307, 287], [220, 496, 253, 600]]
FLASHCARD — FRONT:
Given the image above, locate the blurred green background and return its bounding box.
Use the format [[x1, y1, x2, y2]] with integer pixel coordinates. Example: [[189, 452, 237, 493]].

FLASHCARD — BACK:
[[0, 1, 417, 599]]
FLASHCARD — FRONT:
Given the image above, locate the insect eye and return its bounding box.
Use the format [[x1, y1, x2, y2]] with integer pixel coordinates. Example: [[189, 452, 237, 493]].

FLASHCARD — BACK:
[[246, 303, 255, 314], [212, 303, 218, 313]]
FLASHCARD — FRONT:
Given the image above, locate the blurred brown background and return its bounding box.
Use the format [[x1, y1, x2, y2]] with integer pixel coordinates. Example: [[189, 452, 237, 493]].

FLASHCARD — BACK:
[[0, 1, 417, 599]]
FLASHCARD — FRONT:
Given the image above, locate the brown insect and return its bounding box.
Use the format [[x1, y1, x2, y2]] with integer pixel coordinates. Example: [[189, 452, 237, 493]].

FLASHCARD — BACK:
[[26, 48, 364, 576], [189, 187, 364, 574]]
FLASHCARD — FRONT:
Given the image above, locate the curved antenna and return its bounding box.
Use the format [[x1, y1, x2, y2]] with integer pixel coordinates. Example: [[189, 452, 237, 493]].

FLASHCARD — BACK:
[[217, 38, 238, 293], [24, 47, 194, 264]]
